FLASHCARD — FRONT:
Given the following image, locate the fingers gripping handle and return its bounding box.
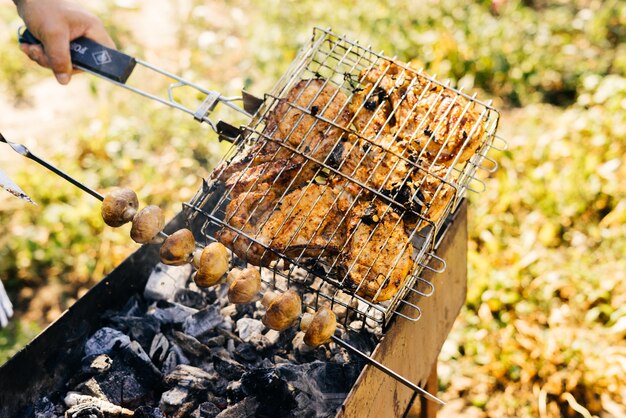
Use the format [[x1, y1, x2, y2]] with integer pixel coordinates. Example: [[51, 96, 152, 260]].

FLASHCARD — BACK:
[[18, 27, 136, 84]]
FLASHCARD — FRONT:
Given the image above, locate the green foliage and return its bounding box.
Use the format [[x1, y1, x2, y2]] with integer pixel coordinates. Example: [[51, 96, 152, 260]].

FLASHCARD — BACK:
[[0, 320, 41, 365]]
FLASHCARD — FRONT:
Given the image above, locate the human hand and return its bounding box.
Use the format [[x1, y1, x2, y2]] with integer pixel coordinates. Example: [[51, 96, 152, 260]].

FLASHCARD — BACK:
[[16, 0, 115, 85]]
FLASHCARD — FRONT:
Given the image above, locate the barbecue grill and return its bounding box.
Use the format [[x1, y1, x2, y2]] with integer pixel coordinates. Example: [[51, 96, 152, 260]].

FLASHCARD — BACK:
[[182, 28, 502, 329], [4, 27, 505, 413]]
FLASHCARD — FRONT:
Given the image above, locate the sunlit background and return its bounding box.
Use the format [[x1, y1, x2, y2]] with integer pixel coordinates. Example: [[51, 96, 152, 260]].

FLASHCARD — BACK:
[[1, 0, 625, 416]]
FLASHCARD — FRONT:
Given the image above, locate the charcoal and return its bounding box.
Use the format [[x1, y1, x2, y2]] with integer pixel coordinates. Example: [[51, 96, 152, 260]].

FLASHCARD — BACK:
[[174, 288, 207, 309], [226, 380, 246, 404], [190, 401, 221, 418], [311, 362, 362, 394], [264, 330, 280, 346], [211, 376, 230, 397], [233, 342, 261, 364], [163, 364, 218, 391], [206, 393, 228, 410], [34, 396, 60, 418], [213, 355, 245, 380], [81, 354, 113, 375], [134, 406, 165, 418], [117, 295, 145, 317], [125, 340, 163, 382], [215, 396, 258, 418], [144, 263, 192, 302], [159, 386, 197, 418], [235, 318, 265, 342], [149, 301, 198, 326], [234, 302, 256, 319], [64, 392, 133, 417], [84, 327, 131, 357], [220, 304, 237, 319], [291, 332, 314, 362], [107, 315, 160, 351], [343, 329, 377, 355], [240, 368, 297, 417], [149, 333, 170, 365], [205, 334, 226, 348], [80, 344, 158, 409], [162, 348, 188, 376], [247, 333, 271, 352], [183, 305, 224, 340], [79, 377, 108, 400], [172, 330, 212, 358]]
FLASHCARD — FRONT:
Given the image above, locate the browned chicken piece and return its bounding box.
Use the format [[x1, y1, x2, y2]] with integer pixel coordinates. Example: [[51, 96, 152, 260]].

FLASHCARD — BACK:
[[349, 62, 414, 140], [213, 79, 351, 184], [215, 184, 279, 266], [256, 184, 348, 260], [340, 199, 414, 302], [415, 165, 456, 227], [225, 157, 301, 195], [392, 82, 485, 167], [353, 61, 484, 168], [211, 139, 284, 183], [329, 133, 414, 201], [265, 79, 351, 149], [213, 80, 354, 266], [349, 84, 393, 139]]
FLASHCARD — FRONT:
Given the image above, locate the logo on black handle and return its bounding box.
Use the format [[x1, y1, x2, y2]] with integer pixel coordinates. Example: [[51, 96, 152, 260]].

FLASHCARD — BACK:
[[93, 50, 112, 65]]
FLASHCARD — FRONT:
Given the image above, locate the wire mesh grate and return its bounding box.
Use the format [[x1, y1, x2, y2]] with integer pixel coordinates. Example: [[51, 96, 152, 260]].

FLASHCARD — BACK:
[[184, 27, 502, 332]]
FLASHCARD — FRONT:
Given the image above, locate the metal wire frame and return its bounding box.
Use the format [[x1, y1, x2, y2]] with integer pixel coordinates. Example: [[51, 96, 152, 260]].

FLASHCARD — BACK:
[[185, 28, 502, 330]]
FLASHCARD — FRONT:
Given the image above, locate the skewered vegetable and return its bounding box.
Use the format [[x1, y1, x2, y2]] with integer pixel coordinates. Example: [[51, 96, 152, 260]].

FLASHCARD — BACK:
[[262, 290, 302, 331], [160, 228, 196, 266], [192, 242, 230, 287], [130, 205, 165, 244], [227, 267, 262, 304], [101, 188, 138, 227], [300, 307, 337, 347]]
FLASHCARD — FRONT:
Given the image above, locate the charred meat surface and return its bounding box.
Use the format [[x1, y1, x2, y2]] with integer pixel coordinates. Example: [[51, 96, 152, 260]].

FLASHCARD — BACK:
[[215, 79, 351, 184], [215, 185, 279, 266], [257, 184, 348, 260], [339, 199, 414, 302], [392, 86, 485, 167]]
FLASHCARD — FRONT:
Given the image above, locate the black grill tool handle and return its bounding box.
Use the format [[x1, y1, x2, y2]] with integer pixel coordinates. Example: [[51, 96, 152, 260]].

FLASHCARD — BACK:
[[18, 28, 136, 84]]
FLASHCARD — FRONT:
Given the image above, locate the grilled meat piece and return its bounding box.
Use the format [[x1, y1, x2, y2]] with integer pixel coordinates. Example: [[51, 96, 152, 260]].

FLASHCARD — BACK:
[[340, 199, 414, 302], [349, 62, 412, 140], [215, 184, 279, 266], [391, 78, 484, 167], [257, 184, 348, 260], [331, 134, 412, 195], [265, 79, 350, 147], [214, 79, 351, 183], [214, 80, 353, 265], [350, 84, 393, 139]]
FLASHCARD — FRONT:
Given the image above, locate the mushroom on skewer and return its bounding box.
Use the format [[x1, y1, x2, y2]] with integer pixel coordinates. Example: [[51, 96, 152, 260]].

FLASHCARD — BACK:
[[262, 290, 302, 331], [227, 267, 262, 304], [130, 205, 165, 244], [101, 188, 138, 227], [300, 307, 337, 347], [192, 242, 230, 287], [160, 228, 196, 266]]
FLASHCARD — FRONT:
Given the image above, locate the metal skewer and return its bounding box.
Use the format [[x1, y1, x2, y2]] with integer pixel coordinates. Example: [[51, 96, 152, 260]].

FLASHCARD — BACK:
[[331, 335, 445, 405], [0, 132, 172, 240], [0, 132, 103, 201]]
